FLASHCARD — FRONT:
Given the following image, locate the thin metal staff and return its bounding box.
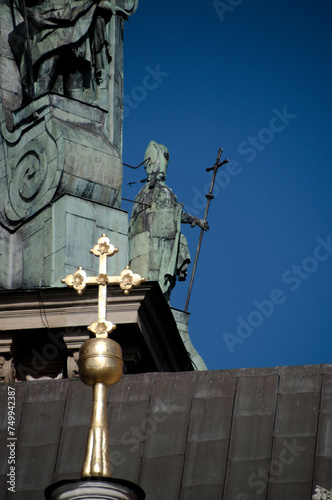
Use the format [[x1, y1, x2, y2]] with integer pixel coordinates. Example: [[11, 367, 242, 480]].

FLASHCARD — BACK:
[[184, 148, 229, 312], [20, 0, 35, 99]]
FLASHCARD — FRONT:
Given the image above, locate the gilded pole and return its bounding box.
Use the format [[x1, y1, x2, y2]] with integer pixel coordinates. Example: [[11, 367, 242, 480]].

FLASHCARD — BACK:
[[81, 383, 111, 477]]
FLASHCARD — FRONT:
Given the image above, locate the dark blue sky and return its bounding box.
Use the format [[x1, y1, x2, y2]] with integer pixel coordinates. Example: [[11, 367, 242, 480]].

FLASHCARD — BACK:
[[121, 0, 332, 370]]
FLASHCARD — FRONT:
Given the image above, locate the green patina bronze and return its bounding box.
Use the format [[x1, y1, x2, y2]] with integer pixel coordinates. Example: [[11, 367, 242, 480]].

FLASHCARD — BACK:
[[9, 0, 137, 104], [129, 140, 208, 302], [0, 0, 137, 288]]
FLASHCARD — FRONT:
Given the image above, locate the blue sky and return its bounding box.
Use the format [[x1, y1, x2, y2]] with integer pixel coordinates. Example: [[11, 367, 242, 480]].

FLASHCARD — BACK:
[[121, 0, 332, 370]]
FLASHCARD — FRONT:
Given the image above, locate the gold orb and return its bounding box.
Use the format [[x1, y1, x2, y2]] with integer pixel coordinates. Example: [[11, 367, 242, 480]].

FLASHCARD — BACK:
[[78, 337, 123, 387]]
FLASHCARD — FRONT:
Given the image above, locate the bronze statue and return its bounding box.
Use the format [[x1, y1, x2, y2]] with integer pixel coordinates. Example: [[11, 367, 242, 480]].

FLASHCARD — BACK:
[[9, 0, 136, 103], [128, 140, 208, 302]]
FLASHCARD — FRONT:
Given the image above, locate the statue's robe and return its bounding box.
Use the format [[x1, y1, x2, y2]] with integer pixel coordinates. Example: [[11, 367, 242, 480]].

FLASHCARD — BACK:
[[9, 0, 110, 96], [129, 181, 191, 299]]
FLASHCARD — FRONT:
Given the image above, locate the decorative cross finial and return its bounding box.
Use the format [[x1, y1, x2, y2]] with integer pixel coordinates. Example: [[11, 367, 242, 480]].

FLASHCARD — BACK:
[[62, 234, 145, 337], [61, 234, 145, 478]]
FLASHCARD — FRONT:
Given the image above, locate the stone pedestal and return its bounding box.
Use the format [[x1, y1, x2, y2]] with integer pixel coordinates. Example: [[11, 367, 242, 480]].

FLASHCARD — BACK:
[[44, 477, 145, 500], [0, 92, 130, 289], [0, 94, 122, 227], [0, 194, 128, 289]]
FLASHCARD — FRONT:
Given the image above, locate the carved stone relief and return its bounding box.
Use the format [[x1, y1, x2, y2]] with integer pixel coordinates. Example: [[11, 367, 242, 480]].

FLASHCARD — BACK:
[[313, 486, 332, 499], [0, 357, 16, 383], [0, 107, 63, 227], [67, 352, 80, 381]]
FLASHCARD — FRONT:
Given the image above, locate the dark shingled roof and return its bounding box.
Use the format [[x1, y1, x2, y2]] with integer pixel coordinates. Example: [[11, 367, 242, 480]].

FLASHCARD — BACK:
[[0, 364, 331, 500]]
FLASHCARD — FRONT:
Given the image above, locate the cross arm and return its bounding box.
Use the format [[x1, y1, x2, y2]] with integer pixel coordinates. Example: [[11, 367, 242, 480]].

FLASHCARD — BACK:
[[107, 266, 145, 294]]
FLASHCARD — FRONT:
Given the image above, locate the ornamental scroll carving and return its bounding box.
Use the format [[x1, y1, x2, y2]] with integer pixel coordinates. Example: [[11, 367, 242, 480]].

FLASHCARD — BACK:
[[0, 118, 63, 228], [0, 93, 123, 231]]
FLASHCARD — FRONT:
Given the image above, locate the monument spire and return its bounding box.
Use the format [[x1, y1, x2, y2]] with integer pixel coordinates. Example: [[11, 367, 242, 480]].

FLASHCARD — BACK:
[[62, 234, 145, 478]]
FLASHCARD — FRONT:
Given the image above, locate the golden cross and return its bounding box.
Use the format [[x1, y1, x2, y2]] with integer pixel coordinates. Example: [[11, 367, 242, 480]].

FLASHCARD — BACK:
[[61, 234, 145, 338]]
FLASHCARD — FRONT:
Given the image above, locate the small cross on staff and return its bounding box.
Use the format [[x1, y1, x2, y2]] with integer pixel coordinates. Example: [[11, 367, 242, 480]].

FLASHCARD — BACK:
[[62, 234, 145, 338], [184, 148, 229, 312]]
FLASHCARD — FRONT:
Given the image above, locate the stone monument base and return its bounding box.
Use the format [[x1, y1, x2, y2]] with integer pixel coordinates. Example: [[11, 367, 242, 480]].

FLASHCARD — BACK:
[[44, 477, 145, 500], [0, 194, 128, 288]]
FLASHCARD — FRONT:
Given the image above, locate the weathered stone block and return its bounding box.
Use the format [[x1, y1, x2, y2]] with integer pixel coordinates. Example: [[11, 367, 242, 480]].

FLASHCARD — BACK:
[[96, 203, 128, 235], [143, 411, 189, 458], [188, 396, 234, 442], [224, 459, 271, 500], [182, 439, 228, 487], [321, 375, 332, 412], [180, 484, 223, 500], [19, 400, 65, 446], [316, 412, 332, 456], [193, 370, 236, 399], [234, 374, 278, 415], [149, 372, 195, 413], [314, 456, 332, 492], [107, 372, 153, 403], [267, 482, 313, 500], [15, 444, 59, 491], [23, 226, 47, 286], [0, 224, 23, 288], [140, 455, 183, 500], [279, 365, 322, 393], [54, 425, 87, 478], [107, 400, 149, 446], [229, 414, 274, 460], [0, 195, 128, 289], [270, 435, 316, 483], [275, 393, 319, 437]]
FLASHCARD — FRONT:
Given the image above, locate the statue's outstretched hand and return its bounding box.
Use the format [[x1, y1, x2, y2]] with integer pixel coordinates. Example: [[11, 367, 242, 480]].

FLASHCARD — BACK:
[[199, 219, 209, 231], [191, 218, 209, 231]]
